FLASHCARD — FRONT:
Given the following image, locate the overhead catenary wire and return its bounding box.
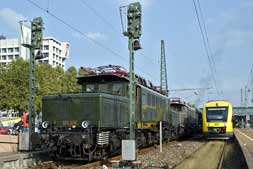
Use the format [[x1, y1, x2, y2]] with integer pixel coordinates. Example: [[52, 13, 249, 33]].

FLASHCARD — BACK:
[[46, 0, 50, 12], [196, 0, 221, 96], [25, 0, 127, 62], [192, 0, 220, 97], [193, 0, 217, 84], [79, 0, 160, 67], [25, 0, 159, 82], [196, 0, 217, 75], [79, 0, 120, 34]]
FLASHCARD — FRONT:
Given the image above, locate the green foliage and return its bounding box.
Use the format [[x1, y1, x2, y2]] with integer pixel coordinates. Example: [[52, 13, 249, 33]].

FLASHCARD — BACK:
[[0, 59, 80, 114], [62, 66, 81, 92]]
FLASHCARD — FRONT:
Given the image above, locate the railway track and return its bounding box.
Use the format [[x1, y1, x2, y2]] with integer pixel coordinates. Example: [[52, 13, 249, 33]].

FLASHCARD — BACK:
[[218, 141, 226, 169], [173, 140, 226, 169], [71, 144, 159, 169], [28, 141, 170, 169]]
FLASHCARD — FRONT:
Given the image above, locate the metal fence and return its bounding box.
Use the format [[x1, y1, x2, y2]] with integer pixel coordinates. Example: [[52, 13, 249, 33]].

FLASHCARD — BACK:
[[233, 107, 253, 116]]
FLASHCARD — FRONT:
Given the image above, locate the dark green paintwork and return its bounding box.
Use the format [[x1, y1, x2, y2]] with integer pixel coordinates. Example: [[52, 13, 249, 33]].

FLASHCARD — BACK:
[[42, 93, 129, 128], [42, 75, 172, 129]]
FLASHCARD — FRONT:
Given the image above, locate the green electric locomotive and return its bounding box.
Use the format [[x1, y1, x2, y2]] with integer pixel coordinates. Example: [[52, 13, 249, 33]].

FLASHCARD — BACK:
[[40, 65, 199, 161]]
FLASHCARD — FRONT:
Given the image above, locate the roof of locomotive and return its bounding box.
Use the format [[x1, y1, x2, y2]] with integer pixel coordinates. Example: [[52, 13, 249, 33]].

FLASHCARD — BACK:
[[77, 74, 128, 85], [77, 65, 168, 96], [169, 97, 196, 110]]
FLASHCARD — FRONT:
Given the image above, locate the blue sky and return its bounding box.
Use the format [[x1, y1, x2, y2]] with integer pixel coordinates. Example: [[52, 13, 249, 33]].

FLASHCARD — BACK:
[[0, 0, 253, 107]]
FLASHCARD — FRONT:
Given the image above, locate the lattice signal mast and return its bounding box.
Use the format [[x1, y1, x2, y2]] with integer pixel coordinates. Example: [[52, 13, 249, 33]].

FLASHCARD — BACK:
[[160, 40, 168, 96]]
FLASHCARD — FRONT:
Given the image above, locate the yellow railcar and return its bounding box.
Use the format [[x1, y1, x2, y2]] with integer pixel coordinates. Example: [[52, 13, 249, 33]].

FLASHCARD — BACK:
[[202, 100, 233, 139]]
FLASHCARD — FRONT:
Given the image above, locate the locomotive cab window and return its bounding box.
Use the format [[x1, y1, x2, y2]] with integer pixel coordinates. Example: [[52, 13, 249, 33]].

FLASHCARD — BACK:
[[82, 82, 127, 96], [85, 84, 97, 92], [99, 83, 109, 93], [112, 83, 124, 95]]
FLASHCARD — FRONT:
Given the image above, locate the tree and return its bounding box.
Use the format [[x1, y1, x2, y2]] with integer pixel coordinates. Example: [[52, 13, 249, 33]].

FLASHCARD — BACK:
[[0, 59, 29, 114], [0, 59, 81, 115], [62, 66, 81, 92]]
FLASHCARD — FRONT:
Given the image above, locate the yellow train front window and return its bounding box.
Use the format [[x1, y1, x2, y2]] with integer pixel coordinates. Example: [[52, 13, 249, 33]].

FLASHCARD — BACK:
[[206, 107, 228, 122]]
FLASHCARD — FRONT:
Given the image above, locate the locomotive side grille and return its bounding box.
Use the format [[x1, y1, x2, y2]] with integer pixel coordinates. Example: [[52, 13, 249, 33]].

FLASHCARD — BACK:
[[97, 131, 110, 145]]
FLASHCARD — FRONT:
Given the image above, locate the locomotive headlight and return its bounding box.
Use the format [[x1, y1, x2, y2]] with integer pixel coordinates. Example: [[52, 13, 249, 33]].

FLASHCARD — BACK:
[[81, 121, 90, 129], [42, 121, 48, 129]]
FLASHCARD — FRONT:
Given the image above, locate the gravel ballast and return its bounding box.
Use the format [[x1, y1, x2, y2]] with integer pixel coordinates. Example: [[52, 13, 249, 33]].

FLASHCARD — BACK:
[[137, 139, 205, 168]]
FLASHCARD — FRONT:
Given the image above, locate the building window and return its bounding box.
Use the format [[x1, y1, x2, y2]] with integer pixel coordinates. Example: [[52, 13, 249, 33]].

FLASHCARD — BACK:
[[44, 45, 49, 50], [38, 60, 42, 64], [56, 55, 58, 60], [2, 48, 6, 53], [53, 61, 55, 65], [2, 55, 6, 60], [44, 60, 49, 64], [53, 54, 55, 59], [43, 53, 49, 58], [14, 47, 19, 52], [56, 48, 58, 53], [8, 48, 13, 53], [53, 46, 55, 52], [59, 50, 61, 55], [8, 55, 13, 60], [15, 55, 19, 59]]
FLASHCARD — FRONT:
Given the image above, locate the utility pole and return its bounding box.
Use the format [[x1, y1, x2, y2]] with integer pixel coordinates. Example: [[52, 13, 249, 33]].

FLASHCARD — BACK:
[[251, 71, 253, 103], [241, 88, 244, 107], [120, 2, 142, 161], [160, 40, 168, 96], [245, 86, 248, 107], [20, 17, 43, 150], [29, 17, 43, 150]]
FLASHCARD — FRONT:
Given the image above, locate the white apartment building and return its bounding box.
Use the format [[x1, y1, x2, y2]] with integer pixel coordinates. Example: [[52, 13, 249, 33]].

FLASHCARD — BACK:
[[0, 36, 70, 69]]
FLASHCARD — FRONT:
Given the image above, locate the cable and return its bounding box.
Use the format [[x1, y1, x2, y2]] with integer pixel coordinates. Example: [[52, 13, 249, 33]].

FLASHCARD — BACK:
[[79, 0, 160, 67], [25, 0, 159, 82], [195, 0, 224, 98], [77, 0, 161, 80], [196, 0, 217, 75], [192, 0, 220, 97], [46, 0, 50, 12], [79, 0, 120, 34], [26, 0, 128, 61], [193, 0, 216, 83]]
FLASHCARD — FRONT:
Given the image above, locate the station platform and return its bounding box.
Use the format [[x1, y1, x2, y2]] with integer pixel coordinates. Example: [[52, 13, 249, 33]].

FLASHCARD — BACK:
[[0, 150, 50, 169], [234, 128, 253, 169], [0, 135, 18, 153]]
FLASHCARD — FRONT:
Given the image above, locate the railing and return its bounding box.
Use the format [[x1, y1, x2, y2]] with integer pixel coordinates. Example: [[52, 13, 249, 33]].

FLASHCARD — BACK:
[[233, 107, 253, 115]]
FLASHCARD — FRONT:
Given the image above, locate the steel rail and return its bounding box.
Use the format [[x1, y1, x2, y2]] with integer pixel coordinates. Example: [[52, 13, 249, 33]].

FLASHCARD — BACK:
[[217, 141, 226, 169]]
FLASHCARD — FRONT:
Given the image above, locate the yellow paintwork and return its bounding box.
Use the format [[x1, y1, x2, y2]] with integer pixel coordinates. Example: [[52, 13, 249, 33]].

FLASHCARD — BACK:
[[202, 100, 233, 134], [137, 122, 158, 129], [136, 104, 163, 129], [0, 117, 21, 127]]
